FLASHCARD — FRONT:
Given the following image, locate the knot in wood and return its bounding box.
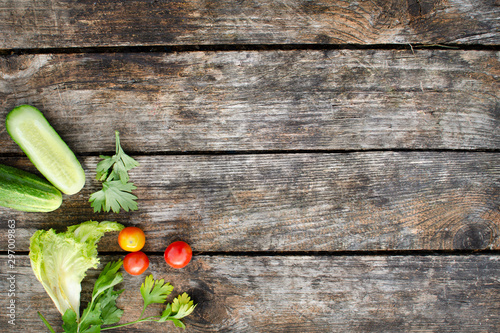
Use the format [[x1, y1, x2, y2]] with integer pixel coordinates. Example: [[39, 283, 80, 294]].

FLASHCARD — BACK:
[[452, 223, 494, 250]]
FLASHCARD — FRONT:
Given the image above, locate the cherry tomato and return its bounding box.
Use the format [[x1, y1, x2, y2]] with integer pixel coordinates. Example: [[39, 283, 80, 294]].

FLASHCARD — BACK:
[[164, 241, 192, 269], [123, 251, 149, 275], [118, 226, 145, 252]]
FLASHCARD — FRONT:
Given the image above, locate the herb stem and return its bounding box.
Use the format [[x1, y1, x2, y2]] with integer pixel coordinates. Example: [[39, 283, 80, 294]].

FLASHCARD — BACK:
[[38, 312, 56, 333], [77, 292, 99, 332], [115, 130, 121, 154], [140, 305, 147, 319], [100, 316, 160, 331]]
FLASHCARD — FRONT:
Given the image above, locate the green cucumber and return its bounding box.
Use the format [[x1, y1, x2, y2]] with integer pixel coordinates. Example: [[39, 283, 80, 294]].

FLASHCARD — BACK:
[[0, 164, 62, 212], [6, 105, 85, 195]]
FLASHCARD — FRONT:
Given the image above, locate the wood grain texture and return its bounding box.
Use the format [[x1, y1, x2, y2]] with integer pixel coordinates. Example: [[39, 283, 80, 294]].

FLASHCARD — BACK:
[[1, 152, 498, 252], [1, 50, 498, 152], [1, 254, 499, 332], [0, 0, 499, 49]]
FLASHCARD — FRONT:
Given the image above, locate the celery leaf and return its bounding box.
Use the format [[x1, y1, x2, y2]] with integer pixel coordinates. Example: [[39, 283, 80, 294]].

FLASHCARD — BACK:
[[90, 131, 139, 213]]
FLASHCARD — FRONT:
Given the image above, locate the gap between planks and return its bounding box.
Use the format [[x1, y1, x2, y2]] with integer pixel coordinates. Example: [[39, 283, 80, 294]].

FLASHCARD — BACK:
[[1, 149, 500, 159], [1, 43, 500, 56], [5, 250, 500, 258]]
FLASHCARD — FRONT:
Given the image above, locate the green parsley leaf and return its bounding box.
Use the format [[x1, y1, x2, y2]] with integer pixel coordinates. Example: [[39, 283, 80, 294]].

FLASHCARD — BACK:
[[171, 318, 186, 329], [89, 261, 124, 326], [90, 180, 138, 213], [157, 293, 196, 328], [158, 303, 172, 322], [83, 325, 102, 333], [140, 275, 174, 310], [95, 156, 115, 182], [113, 154, 139, 184], [97, 288, 124, 325], [90, 131, 139, 213], [79, 304, 102, 333], [61, 309, 78, 333], [170, 293, 196, 319], [76, 261, 124, 333], [92, 261, 124, 299]]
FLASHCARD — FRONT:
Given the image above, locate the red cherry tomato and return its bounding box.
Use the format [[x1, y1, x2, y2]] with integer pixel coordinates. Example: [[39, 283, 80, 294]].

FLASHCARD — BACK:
[[118, 227, 145, 252], [123, 251, 149, 275], [164, 241, 192, 269]]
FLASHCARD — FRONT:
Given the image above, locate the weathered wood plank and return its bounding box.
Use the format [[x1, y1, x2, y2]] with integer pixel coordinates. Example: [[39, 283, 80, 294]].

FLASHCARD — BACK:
[[1, 254, 499, 332], [1, 50, 498, 152], [0, 0, 499, 49], [1, 152, 498, 252]]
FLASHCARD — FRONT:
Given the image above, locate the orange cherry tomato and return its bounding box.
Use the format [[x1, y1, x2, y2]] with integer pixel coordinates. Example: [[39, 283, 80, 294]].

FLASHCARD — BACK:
[[164, 241, 192, 269], [118, 226, 145, 252], [123, 251, 149, 275]]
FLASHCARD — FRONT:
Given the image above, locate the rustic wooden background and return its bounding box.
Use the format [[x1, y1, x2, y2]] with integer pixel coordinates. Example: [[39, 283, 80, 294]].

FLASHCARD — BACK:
[[0, 0, 499, 332]]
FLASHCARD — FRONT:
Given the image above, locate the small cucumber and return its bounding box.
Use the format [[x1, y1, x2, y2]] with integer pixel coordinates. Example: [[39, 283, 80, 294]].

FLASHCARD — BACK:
[[6, 105, 85, 195], [0, 164, 62, 212]]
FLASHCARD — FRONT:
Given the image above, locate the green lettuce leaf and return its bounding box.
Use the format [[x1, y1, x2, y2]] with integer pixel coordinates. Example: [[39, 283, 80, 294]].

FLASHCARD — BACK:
[[29, 221, 124, 320]]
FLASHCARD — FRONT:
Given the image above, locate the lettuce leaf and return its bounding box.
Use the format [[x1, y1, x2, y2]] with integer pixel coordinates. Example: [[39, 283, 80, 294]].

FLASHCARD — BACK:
[[29, 221, 124, 320]]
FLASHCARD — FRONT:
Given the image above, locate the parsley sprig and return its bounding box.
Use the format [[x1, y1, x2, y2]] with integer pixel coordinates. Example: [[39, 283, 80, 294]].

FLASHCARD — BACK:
[[139, 275, 196, 329], [90, 131, 139, 213], [39, 261, 196, 332]]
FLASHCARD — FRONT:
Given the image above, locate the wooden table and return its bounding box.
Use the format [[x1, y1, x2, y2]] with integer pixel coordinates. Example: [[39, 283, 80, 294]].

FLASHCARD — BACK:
[[1, 1, 499, 332]]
